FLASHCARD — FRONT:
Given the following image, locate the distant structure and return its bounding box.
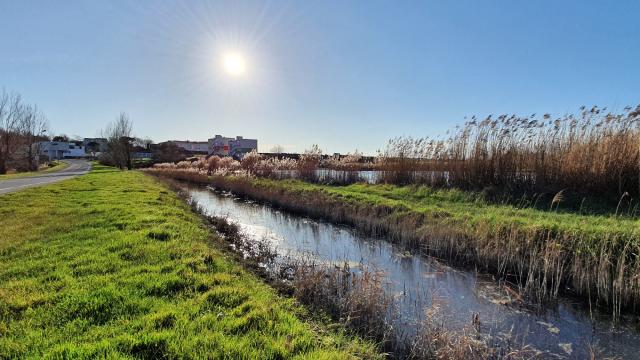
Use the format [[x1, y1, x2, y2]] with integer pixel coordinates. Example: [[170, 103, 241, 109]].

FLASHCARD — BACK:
[[39, 140, 85, 160], [208, 135, 258, 158], [164, 140, 209, 155], [157, 135, 258, 158]]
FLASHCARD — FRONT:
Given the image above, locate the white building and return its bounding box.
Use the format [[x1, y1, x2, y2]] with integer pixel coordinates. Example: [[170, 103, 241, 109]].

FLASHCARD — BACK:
[[40, 141, 85, 160], [208, 135, 257, 158]]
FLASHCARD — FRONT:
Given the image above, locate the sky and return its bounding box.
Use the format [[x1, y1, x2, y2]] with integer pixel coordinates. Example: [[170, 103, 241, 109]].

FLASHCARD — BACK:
[[1, 0, 639, 154]]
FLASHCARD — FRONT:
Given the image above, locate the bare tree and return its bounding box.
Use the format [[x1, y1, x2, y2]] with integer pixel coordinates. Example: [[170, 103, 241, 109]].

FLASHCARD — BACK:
[[19, 104, 49, 171], [104, 112, 134, 170], [0, 91, 23, 174], [136, 137, 153, 151]]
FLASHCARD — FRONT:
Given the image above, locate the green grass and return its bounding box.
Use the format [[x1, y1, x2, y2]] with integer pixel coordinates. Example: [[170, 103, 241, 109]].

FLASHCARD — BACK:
[[0, 165, 380, 359], [0, 161, 68, 180], [241, 178, 640, 250]]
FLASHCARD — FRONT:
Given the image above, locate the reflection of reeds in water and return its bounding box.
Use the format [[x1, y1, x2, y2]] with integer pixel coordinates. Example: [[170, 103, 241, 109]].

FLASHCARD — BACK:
[[410, 295, 538, 360], [154, 172, 637, 320], [184, 195, 541, 359]]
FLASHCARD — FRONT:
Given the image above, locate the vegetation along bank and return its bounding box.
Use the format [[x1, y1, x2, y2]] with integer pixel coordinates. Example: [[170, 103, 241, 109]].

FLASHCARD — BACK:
[[0, 165, 380, 359], [146, 167, 640, 318]]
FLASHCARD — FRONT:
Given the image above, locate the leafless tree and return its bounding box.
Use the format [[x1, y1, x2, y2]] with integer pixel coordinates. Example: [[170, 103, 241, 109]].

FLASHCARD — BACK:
[[104, 112, 134, 170], [0, 89, 51, 173], [135, 137, 153, 150], [18, 104, 49, 171], [0, 91, 23, 174]]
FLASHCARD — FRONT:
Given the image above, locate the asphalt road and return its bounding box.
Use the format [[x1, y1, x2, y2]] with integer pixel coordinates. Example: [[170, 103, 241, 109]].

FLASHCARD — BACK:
[[0, 159, 91, 195]]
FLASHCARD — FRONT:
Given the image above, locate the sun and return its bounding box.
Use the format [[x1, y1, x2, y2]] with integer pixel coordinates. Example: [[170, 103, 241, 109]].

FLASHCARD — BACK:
[[222, 52, 247, 76]]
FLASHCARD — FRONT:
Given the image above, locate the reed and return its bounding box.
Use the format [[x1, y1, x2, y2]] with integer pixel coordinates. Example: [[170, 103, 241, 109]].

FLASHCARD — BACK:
[[376, 105, 640, 207], [144, 168, 640, 319], [181, 196, 536, 359], [151, 105, 640, 212], [297, 144, 323, 182]]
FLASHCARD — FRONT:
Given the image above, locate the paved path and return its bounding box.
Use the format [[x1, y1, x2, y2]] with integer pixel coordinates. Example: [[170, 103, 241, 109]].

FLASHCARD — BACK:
[[0, 159, 91, 195]]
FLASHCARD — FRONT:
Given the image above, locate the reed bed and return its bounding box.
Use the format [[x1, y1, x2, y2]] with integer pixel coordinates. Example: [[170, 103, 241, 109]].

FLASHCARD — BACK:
[[144, 168, 640, 320], [152, 105, 640, 211], [142, 104, 640, 318], [376, 105, 640, 208], [180, 191, 536, 359]]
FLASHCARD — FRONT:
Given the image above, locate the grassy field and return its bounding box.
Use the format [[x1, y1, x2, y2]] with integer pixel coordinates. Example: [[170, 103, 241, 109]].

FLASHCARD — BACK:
[[0, 161, 68, 180], [0, 165, 380, 359]]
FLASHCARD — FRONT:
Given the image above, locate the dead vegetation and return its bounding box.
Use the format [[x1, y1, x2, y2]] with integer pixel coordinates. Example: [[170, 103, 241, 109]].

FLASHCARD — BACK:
[[180, 191, 537, 359], [143, 104, 640, 320], [375, 105, 640, 209]]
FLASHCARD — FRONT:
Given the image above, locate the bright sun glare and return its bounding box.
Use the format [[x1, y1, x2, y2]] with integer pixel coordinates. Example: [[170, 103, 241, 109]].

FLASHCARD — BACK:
[[223, 52, 247, 76]]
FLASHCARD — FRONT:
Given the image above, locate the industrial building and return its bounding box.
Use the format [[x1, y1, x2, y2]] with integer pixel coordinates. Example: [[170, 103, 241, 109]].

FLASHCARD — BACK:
[[208, 135, 258, 158], [159, 136, 257, 158]]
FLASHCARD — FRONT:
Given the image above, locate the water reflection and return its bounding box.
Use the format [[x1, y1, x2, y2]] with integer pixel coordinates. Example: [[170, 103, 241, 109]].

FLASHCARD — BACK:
[[187, 186, 640, 359]]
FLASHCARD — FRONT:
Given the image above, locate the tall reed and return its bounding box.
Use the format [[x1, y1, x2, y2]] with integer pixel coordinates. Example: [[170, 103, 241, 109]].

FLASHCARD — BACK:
[[377, 105, 640, 204]]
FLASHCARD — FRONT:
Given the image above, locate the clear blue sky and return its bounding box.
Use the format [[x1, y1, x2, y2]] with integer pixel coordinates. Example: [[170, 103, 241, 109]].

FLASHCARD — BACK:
[[1, 1, 639, 154]]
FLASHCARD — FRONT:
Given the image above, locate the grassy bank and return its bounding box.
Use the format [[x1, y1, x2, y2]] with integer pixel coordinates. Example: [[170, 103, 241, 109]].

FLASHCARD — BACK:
[[0, 165, 380, 359], [0, 161, 68, 180], [144, 168, 640, 316]]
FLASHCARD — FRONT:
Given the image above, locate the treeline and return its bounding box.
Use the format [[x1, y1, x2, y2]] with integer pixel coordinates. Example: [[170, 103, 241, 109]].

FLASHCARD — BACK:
[[0, 90, 49, 174]]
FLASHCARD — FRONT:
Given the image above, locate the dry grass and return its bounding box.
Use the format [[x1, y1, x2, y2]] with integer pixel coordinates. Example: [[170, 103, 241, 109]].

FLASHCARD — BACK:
[[142, 105, 640, 320], [143, 170, 640, 320], [376, 106, 640, 207], [150, 105, 640, 212], [181, 198, 538, 359]]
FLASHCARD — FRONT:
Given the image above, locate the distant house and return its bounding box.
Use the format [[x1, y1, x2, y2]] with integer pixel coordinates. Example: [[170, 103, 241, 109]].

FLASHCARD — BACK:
[[208, 135, 258, 158], [40, 141, 85, 160]]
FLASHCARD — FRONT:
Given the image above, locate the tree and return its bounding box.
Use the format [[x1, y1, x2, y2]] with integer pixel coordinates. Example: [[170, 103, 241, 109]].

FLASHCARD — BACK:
[[152, 142, 186, 163], [135, 137, 153, 151], [0, 90, 49, 173], [0, 91, 22, 174], [104, 112, 134, 170], [18, 104, 48, 171], [52, 135, 69, 142]]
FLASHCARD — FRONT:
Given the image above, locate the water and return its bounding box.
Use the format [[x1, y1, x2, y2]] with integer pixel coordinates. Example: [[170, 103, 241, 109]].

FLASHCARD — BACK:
[[187, 186, 640, 359], [272, 169, 450, 184]]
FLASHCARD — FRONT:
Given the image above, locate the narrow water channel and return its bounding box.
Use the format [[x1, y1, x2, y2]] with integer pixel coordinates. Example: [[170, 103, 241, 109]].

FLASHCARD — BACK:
[[186, 185, 640, 359]]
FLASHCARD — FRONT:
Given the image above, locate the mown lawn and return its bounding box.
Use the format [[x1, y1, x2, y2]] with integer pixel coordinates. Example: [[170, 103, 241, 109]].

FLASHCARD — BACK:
[[0, 165, 379, 359]]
